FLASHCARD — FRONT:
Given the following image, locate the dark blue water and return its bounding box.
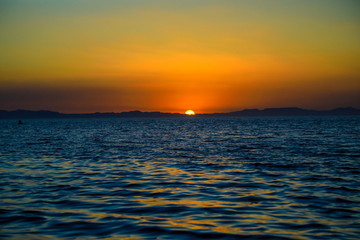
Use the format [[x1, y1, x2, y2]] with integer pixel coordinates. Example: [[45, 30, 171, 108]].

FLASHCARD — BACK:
[[0, 117, 359, 239]]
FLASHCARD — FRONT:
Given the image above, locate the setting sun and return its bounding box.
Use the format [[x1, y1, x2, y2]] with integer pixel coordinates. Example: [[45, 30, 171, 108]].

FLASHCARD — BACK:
[[185, 110, 195, 115]]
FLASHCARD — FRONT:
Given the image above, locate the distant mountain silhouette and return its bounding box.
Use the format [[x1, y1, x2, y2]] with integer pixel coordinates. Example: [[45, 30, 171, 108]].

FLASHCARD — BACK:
[[0, 110, 63, 119], [199, 107, 360, 117], [0, 110, 182, 119], [0, 107, 359, 119]]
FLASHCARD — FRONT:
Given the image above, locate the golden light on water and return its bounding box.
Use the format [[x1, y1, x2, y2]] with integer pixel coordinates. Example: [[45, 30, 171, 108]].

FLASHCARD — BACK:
[[185, 110, 195, 115]]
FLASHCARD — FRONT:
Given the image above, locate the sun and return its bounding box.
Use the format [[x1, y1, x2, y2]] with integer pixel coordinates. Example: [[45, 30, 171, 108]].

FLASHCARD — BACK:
[[185, 110, 195, 115]]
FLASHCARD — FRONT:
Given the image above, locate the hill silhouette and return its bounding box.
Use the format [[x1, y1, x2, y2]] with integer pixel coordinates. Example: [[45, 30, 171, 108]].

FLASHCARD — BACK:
[[0, 107, 359, 119]]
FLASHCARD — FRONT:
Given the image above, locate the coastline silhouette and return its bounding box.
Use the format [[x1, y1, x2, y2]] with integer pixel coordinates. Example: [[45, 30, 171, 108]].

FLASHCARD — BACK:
[[0, 107, 359, 119]]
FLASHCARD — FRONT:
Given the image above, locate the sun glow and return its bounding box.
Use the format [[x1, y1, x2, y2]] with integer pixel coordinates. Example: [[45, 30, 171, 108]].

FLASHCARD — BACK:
[[185, 110, 195, 115]]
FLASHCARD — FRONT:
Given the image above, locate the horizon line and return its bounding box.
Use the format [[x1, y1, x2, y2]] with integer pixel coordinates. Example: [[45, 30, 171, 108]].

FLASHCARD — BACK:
[[1, 106, 359, 115]]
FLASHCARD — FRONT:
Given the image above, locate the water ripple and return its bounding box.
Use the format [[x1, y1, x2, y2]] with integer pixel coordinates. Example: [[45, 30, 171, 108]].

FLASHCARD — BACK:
[[0, 117, 359, 239]]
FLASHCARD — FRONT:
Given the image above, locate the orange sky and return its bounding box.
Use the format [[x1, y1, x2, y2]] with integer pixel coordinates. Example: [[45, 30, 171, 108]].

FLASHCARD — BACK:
[[0, 0, 359, 113]]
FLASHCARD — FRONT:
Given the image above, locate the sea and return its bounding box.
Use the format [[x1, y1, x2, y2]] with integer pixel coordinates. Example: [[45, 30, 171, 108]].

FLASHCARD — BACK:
[[0, 117, 359, 240]]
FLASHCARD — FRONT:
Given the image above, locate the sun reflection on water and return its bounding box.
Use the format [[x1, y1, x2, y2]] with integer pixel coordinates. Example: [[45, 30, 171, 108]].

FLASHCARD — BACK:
[[0, 118, 359, 239]]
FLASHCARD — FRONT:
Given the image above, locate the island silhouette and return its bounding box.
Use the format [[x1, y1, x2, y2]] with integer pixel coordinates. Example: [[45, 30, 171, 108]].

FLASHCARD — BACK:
[[0, 107, 359, 119]]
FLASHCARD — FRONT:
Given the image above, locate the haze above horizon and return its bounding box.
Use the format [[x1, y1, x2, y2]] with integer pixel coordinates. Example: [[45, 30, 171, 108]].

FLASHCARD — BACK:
[[1, 0, 359, 113]]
